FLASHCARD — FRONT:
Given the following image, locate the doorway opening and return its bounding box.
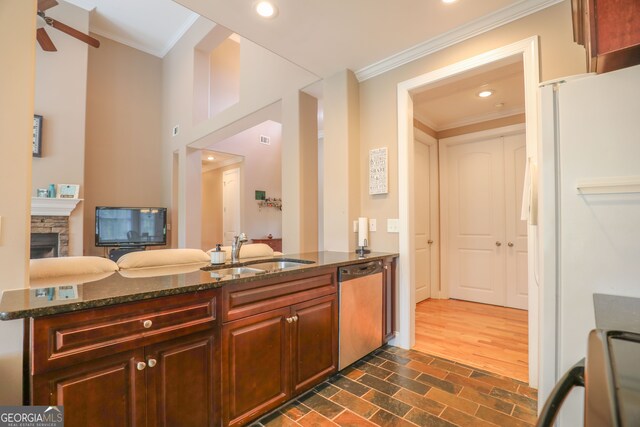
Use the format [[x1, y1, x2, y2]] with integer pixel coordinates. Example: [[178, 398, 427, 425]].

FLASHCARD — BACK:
[[396, 37, 540, 386]]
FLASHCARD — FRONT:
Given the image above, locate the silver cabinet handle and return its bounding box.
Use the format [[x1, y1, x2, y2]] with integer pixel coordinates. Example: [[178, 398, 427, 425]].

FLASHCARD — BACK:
[[428, 240, 433, 245], [286, 317, 293, 324], [136, 362, 146, 371], [147, 358, 157, 368], [495, 241, 502, 247], [142, 320, 153, 329], [292, 315, 299, 322], [508, 242, 514, 247]]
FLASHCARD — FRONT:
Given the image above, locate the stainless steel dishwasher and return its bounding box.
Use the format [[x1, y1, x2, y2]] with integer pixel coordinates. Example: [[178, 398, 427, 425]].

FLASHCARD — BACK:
[[338, 260, 384, 370]]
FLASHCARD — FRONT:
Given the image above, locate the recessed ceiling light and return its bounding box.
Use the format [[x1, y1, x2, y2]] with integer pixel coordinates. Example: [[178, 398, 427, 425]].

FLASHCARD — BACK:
[[478, 89, 494, 98], [442, 0, 457, 3], [256, 1, 277, 18], [207, 155, 215, 161]]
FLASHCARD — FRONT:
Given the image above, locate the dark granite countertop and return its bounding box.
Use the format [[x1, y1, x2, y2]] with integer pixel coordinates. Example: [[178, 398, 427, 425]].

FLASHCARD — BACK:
[[0, 251, 397, 320]]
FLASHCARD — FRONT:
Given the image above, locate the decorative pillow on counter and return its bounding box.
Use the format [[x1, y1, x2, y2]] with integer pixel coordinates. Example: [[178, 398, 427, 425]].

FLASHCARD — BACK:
[[117, 248, 210, 270], [206, 243, 275, 259], [118, 262, 210, 278], [30, 256, 119, 280]]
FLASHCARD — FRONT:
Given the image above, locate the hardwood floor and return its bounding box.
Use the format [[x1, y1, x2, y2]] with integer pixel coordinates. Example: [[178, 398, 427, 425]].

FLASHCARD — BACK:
[[413, 299, 529, 382]]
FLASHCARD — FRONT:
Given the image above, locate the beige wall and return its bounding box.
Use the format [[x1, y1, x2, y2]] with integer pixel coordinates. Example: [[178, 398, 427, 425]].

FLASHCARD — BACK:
[[360, 1, 585, 252], [209, 38, 240, 118], [32, 1, 89, 256], [201, 121, 282, 247], [322, 70, 361, 252], [0, 0, 36, 405], [161, 18, 317, 246], [281, 91, 319, 254], [83, 35, 164, 255]]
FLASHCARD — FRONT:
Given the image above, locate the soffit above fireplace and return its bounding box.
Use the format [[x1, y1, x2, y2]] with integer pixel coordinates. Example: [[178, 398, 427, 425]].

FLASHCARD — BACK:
[[31, 198, 82, 217]]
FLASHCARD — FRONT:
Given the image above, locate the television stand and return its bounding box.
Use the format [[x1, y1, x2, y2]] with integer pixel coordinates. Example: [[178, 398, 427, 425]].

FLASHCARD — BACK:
[[108, 247, 145, 262]]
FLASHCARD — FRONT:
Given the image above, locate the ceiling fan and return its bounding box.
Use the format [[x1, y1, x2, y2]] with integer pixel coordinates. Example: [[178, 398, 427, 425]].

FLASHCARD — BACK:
[[36, 0, 100, 52]]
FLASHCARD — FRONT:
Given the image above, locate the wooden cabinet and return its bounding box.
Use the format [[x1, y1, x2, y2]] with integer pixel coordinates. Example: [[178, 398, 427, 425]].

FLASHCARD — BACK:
[[251, 238, 282, 252], [221, 268, 338, 427], [382, 257, 397, 343], [31, 349, 145, 427], [27, 290, 219, 427], [572, 0, 640, 73], [146, 331, 218, 427]]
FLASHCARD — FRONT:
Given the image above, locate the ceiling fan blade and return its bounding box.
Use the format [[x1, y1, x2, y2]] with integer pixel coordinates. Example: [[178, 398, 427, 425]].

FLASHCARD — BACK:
[[49, 18, 100, 48], [36, 28, 57, 52], [37, 0, 58, 11]]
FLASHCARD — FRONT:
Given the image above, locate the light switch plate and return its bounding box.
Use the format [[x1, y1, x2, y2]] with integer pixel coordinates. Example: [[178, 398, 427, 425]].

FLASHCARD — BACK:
[[387, 219, 399, 233], [369, 219, 376, 232]]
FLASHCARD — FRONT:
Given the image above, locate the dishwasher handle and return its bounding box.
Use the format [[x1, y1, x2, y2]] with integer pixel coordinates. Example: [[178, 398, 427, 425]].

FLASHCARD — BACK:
[[339, 261, 383, 282]]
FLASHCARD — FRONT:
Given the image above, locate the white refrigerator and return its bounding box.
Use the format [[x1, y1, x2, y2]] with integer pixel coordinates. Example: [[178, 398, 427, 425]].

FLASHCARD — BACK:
[[539, 64, 640, 425]]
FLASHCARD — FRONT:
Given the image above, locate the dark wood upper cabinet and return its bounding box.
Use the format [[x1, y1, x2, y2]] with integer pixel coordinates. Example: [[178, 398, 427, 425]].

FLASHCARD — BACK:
[[572, 0, 640, 73]]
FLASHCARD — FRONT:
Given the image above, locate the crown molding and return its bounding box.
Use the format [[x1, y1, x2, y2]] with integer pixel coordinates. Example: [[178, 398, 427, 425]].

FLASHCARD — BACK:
[[438, 106, 525, 131], [159, 12, 199, 57], [355, 0, 561, 82], [91, 12, 198, 58]]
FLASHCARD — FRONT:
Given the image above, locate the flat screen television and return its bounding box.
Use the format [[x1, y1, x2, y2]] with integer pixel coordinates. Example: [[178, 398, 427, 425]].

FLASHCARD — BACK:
[[95, 207, 167, 247]]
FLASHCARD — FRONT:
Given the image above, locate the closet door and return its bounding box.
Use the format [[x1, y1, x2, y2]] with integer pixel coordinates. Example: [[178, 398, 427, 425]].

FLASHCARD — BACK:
[[445, 137, 506, 306], [504, 134, 528, 310]]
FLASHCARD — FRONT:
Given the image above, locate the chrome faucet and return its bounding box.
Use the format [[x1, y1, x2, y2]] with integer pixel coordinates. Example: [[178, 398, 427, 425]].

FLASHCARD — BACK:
[[231, 233, 248, 263]]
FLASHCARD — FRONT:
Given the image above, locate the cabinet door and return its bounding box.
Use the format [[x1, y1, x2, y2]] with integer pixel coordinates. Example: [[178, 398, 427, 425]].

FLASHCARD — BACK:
[[382, 258, 396, 343], [291, 294, 338, 394], [32, 349, 145, 427], [222, 307, 291, 427], [146, 330, 218, 427]]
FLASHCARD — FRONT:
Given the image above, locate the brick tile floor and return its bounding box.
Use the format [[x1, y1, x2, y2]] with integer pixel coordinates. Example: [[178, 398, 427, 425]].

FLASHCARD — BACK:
[[253, 345, 538, 426]]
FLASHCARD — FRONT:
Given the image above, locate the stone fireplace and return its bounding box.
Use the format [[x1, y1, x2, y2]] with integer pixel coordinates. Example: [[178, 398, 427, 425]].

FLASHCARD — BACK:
[[30, 197, 81, 259], [30, 216, 69, 258]]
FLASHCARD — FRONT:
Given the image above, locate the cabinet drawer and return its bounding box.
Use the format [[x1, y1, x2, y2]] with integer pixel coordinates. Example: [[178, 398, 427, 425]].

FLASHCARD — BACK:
[[222, 269, 336, 322], [30, 290, 218, 374]]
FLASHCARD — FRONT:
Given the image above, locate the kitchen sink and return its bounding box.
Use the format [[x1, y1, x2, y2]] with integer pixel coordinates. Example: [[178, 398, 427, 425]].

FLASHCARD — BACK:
[[245, 260, 313, 272], [209, 267, 265, 279]]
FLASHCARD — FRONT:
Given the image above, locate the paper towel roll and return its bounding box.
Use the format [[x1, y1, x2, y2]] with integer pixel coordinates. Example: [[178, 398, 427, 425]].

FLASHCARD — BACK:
[[358, 217, 369, 247]]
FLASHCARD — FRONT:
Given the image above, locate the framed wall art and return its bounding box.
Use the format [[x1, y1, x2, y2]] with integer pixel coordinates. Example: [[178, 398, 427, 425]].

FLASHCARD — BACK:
[[33, 115, 43, 157]]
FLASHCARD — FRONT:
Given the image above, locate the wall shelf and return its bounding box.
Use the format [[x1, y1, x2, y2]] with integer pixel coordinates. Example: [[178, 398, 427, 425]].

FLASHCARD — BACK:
[[576, 176, 640, 195]]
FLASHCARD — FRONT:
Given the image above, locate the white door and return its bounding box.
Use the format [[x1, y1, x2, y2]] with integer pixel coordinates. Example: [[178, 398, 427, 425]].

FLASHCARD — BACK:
[[504, 133, 528, 309], [414, 131, 439, 302], [222, 168, 241, 246], [444, 136, 506, 306]]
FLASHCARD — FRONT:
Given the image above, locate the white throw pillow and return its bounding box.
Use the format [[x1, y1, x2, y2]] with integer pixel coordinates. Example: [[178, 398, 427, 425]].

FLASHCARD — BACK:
[[117, 248, 210, 270], [30, 256, 118, 280], [206, 243, 275, 259]]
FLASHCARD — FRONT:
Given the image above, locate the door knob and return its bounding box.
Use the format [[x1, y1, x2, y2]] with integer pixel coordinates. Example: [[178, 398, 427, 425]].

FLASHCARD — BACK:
[[495, 241, 502, 247], [136, 362, 146, 371], [508, 242, 514, 247], [147, 358, 157, 368], [428, 240, 433, 245]]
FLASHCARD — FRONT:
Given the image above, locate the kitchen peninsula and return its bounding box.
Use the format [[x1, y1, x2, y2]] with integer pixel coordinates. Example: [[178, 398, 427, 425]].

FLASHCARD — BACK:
[[0, 251, 397, 427]]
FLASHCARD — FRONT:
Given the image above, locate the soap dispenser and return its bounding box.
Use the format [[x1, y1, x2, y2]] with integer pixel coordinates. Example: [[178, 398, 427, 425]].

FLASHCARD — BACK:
[[210, 244, 226, 265]]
